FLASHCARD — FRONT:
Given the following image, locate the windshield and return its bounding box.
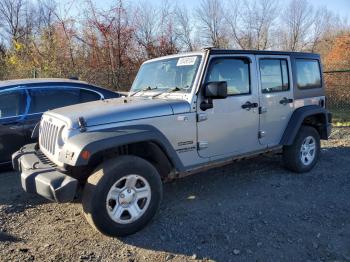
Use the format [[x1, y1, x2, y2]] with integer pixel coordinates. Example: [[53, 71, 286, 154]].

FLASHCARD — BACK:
[[130, 55, 202, 94]]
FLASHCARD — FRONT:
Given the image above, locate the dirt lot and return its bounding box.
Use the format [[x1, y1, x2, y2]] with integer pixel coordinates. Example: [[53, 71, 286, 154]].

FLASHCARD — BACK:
[[1, 128, 350, 262]]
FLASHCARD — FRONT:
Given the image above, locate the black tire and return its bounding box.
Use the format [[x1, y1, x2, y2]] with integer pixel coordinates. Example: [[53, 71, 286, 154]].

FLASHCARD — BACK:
[[82, 155, 163, 237], [283, 125, 320, 173]]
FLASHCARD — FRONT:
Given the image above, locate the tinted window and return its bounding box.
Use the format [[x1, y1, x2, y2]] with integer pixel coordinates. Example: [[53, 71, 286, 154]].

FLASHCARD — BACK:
[[206, 58, 250, 95], [79, 89, 101, 103], [259, 59, 289, 93], [296, 59, 321, 89], [28, 88, 80, 114], [0, 89, 26, 118]]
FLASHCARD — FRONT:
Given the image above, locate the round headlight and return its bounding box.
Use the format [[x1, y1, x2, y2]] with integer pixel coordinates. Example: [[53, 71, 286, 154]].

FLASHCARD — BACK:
[[57, 126, 68, 147]]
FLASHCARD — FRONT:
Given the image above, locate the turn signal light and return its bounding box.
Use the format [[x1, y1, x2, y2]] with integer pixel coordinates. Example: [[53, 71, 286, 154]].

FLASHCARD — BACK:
[[81, 150, 91, 160]]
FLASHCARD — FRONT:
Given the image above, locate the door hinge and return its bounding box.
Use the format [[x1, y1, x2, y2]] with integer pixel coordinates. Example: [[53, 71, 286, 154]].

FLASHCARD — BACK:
[[198, 141, 209, 150], [259, 106, 267, 114], [258, 130, 266, 139], [197, 113, 208, 122]]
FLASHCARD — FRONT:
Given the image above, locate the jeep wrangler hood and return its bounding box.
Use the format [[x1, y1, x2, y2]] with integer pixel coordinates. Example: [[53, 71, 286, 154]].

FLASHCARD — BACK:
[[45, 97, 191, 129]]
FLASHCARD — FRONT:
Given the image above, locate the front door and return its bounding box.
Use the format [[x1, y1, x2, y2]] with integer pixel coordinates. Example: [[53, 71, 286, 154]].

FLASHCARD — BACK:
[[256, 56, 294, 146], [197, 55, 263, 159]]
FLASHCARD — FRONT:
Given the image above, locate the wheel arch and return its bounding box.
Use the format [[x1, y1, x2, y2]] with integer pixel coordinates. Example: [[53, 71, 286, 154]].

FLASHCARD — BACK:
[[280, 105, 331, 146], [88, 140, 175, 179], [61, 125, 185, 178]]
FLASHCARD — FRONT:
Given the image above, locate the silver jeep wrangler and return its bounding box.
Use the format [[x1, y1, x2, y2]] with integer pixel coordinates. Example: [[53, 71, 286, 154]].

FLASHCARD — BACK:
[[13, 48, 332, 236]]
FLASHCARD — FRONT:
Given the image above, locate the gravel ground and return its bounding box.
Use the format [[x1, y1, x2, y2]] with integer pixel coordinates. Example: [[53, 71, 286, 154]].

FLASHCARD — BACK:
[[1, 127, 350, 262]]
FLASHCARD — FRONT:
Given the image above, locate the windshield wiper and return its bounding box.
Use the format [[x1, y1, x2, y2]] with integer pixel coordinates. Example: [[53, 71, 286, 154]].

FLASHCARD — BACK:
[[151, 86, 188, 98], [130, 86, 157, 96]]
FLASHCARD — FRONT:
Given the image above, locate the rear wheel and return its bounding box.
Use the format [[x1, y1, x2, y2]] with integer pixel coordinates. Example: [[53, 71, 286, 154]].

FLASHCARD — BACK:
[[82, 155, 163, 237], [283, 125, 320, 173]]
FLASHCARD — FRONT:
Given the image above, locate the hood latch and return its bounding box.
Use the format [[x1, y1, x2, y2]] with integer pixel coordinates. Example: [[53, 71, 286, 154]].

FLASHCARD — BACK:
[[78, 117, 87, 132]]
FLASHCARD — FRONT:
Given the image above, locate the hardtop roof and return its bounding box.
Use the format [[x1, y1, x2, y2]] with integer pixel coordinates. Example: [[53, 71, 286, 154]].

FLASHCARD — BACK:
[[208, 48, 320, 57], [144, 48, 320, 64]]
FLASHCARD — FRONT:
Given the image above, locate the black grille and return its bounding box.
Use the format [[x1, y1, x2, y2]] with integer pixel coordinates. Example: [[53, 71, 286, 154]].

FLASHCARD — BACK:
[[37, 150, 57, 168]]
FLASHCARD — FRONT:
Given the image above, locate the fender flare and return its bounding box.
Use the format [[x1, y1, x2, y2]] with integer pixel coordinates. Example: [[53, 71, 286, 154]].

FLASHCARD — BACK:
[[280, 105, 331, 146], [59, 125, 185, 172]]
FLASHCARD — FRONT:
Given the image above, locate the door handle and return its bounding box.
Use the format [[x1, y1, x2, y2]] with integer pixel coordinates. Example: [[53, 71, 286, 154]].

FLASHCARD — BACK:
[[242, 101, 258, 110], [279, 97, 293, 105]]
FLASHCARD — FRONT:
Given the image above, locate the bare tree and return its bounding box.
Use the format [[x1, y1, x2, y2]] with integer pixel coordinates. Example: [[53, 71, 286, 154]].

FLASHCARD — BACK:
[[157, 0, 178, 56], [52, 0, 78, 67], [309, 7, 332, 52], [0, 0, 37, 46], [0, 0, 25, 42], [132, 0, 178, 58], [0, 0, 349, 89], [37, 0, 56, 30], [132, 1, 158, 58], [195, 0, 227, 48], [225, 0, 279, 50], [174, 4, 194, 51], [33, 0, 57, 59], [84, 0, 134, 89], [280, 0, 314, 51]]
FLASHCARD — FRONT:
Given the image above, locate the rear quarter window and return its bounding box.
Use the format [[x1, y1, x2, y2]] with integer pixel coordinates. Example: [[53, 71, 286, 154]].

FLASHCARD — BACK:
[[79, 89, 102, 103], [296, 59, 321, 89]]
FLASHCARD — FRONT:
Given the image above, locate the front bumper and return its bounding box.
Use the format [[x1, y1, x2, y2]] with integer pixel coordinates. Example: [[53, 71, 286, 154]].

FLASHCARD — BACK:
[[12, 143, 78, 203]]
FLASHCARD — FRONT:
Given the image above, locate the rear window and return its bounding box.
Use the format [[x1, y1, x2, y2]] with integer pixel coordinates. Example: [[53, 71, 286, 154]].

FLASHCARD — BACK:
[[296, 59, 321, 89], [259, 59, 289, 93], [0, 89, 26, 118], [28, 88, 80, 114]]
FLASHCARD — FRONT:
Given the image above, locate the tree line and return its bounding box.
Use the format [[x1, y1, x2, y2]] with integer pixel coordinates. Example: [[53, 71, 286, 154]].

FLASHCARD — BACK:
[[0, 0, 348, 90]]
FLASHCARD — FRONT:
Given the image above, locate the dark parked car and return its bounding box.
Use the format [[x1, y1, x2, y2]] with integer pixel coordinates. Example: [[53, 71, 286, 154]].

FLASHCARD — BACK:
[[0, 78, 120, 166]]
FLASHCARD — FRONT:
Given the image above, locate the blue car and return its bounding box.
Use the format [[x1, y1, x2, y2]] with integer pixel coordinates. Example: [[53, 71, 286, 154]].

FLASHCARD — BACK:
[[0, 78, 120, 166]]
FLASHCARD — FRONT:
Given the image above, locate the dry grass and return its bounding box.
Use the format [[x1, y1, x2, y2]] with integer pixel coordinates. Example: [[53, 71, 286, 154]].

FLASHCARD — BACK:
[[330, 108, 350, 127]]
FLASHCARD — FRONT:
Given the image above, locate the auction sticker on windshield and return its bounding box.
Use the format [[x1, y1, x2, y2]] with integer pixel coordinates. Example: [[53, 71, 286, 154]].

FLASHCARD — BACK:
[[177, 56, 197, 66]]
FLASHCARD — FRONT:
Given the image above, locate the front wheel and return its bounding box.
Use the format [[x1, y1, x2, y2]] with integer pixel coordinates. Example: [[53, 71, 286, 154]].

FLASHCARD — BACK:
[[82, 155, 163, 237], [283, 125, 320, 173]]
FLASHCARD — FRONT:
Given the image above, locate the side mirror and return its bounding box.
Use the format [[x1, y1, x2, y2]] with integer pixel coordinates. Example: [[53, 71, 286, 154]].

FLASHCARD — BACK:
[[200, 81, 228, 111], [203, 81, 228, 99]]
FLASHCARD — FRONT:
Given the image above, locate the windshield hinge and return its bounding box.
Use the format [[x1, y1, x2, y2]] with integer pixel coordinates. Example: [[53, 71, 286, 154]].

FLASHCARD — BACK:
[[197, 113, 208, 122]]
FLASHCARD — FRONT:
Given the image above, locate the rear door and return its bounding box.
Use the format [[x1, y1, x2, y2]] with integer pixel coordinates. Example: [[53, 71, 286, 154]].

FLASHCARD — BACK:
[[256, 55, 294, 146], [0, 88, 27, 163]]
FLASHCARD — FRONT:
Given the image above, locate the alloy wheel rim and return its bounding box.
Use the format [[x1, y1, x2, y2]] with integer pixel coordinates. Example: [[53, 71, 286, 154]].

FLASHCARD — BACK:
[[300, 136, 316, 166], [106, 174, 151, 224]]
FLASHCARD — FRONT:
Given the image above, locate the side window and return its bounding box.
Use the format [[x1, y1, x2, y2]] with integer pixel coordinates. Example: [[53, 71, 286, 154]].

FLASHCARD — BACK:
[[259, 59, 289, 93], [206, 58, 250, 95], [296, 59, 321, 89], [0, 89, 26, 118], [28, 88, 80, 114], [79, 89, 102, 103]]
